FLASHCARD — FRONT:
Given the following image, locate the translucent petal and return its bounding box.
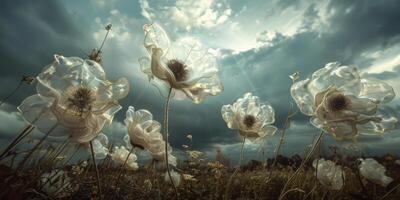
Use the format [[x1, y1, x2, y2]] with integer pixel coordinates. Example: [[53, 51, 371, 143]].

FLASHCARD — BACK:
[[36, 55, 128, 114], [256, 125, 278, 140], [138, 57, 153, 80], [347, 95, 378, 115], [111, 146, 138, 170], [290, 78, 315, 116], [359, 78, 395, 103], [313, 159, 344, 190], [92, 133, 109, 159], [221, 105, 238, 130], [143, 23, 171, 54]]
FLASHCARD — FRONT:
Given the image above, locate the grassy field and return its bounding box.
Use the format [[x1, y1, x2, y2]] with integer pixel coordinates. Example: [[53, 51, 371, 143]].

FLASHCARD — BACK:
[[0, 154, 399, 200]]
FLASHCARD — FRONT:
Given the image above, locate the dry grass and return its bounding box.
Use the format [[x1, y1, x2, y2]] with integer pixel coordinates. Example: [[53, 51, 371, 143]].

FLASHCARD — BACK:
[[1, 155, 399, 200]]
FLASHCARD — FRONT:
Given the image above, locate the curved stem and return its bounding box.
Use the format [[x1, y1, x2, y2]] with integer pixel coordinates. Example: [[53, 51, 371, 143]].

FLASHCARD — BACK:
[[15, 123, 58, 171], [163, 87, 178, 196], [224, 137, 246, 200], [268, 103, 295, 179], [114, 148, 134, 189], [278, 131, 324, 200], [90, 140, 103, 200], [0, 80, 23, 107]]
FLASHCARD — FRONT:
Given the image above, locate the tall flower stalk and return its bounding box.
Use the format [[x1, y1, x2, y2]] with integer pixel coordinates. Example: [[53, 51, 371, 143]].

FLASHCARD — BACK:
[[221, 93, 277, 200], [139, 23, 223, 195]]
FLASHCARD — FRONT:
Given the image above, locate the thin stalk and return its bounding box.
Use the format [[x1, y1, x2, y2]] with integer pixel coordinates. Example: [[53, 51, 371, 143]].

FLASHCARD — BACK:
[[15, 124, 58, 171], [98, 28, 110, 53], [163, 87, 178, 196], [267, 103, 295, 179], [0, 125, 35, 161], [224, 137, 246, 200], [90, 140, 103, 200], [114, 148, 134, 193], [63, 145, 80, 166], [278, 131, 324, 200], [0, 80, 23, 107], [380, 182, 400, 200]]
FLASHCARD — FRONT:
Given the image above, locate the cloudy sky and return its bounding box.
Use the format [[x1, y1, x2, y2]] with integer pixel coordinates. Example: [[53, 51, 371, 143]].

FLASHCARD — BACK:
[[1, 0, 400, 164]]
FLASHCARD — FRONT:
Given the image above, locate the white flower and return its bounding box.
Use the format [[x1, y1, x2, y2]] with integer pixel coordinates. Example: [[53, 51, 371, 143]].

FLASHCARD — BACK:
[[221, 93, 277, 141], [91, 133, 109, 159], [358, 158, 393, 187], [18, 55, 129, 143], [312, 159, 344, 190], [111, 146, 139, 170], [165, 170, 181, 186], [291, 62, 397, 140], [124, 106, 177, 166], [40, 170, 78, 198], [139, 23, 223, 104]]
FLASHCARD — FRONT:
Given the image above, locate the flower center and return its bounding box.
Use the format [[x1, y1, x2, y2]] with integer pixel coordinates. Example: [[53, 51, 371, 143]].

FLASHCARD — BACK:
[[327, 93, 348, 112], [166, 59, 188, 82], [243, 115, 256, 128], [66, 86, 96, 116]]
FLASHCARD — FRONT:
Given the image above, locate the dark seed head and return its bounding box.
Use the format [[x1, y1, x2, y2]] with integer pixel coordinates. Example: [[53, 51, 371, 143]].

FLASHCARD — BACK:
[[166, 59, 188, 82], [67, 86, 96, 116], [327, 93, 349, 112], [243, 115, 256, 128]]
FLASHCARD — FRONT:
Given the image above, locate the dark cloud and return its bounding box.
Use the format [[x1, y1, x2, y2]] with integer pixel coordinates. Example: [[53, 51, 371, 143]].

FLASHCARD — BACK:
[[0, 0, 400, 161], [0, 0, 96, 106]]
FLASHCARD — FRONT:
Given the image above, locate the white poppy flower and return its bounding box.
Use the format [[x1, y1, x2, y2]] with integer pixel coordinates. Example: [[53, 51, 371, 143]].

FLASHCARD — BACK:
[[139, 23, 223, 104], [291, 62, 397, 140], [91, 133, 109, 159], [124, 106, 177, 166], [111, 146, 139, 170], [18, 55, 129, 143], [359, 158, 393, 187], [40, 170, 78, 198], [312, 159, 344, 190], [165, 170, 181, 186], [221, 93, 277, 141]]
